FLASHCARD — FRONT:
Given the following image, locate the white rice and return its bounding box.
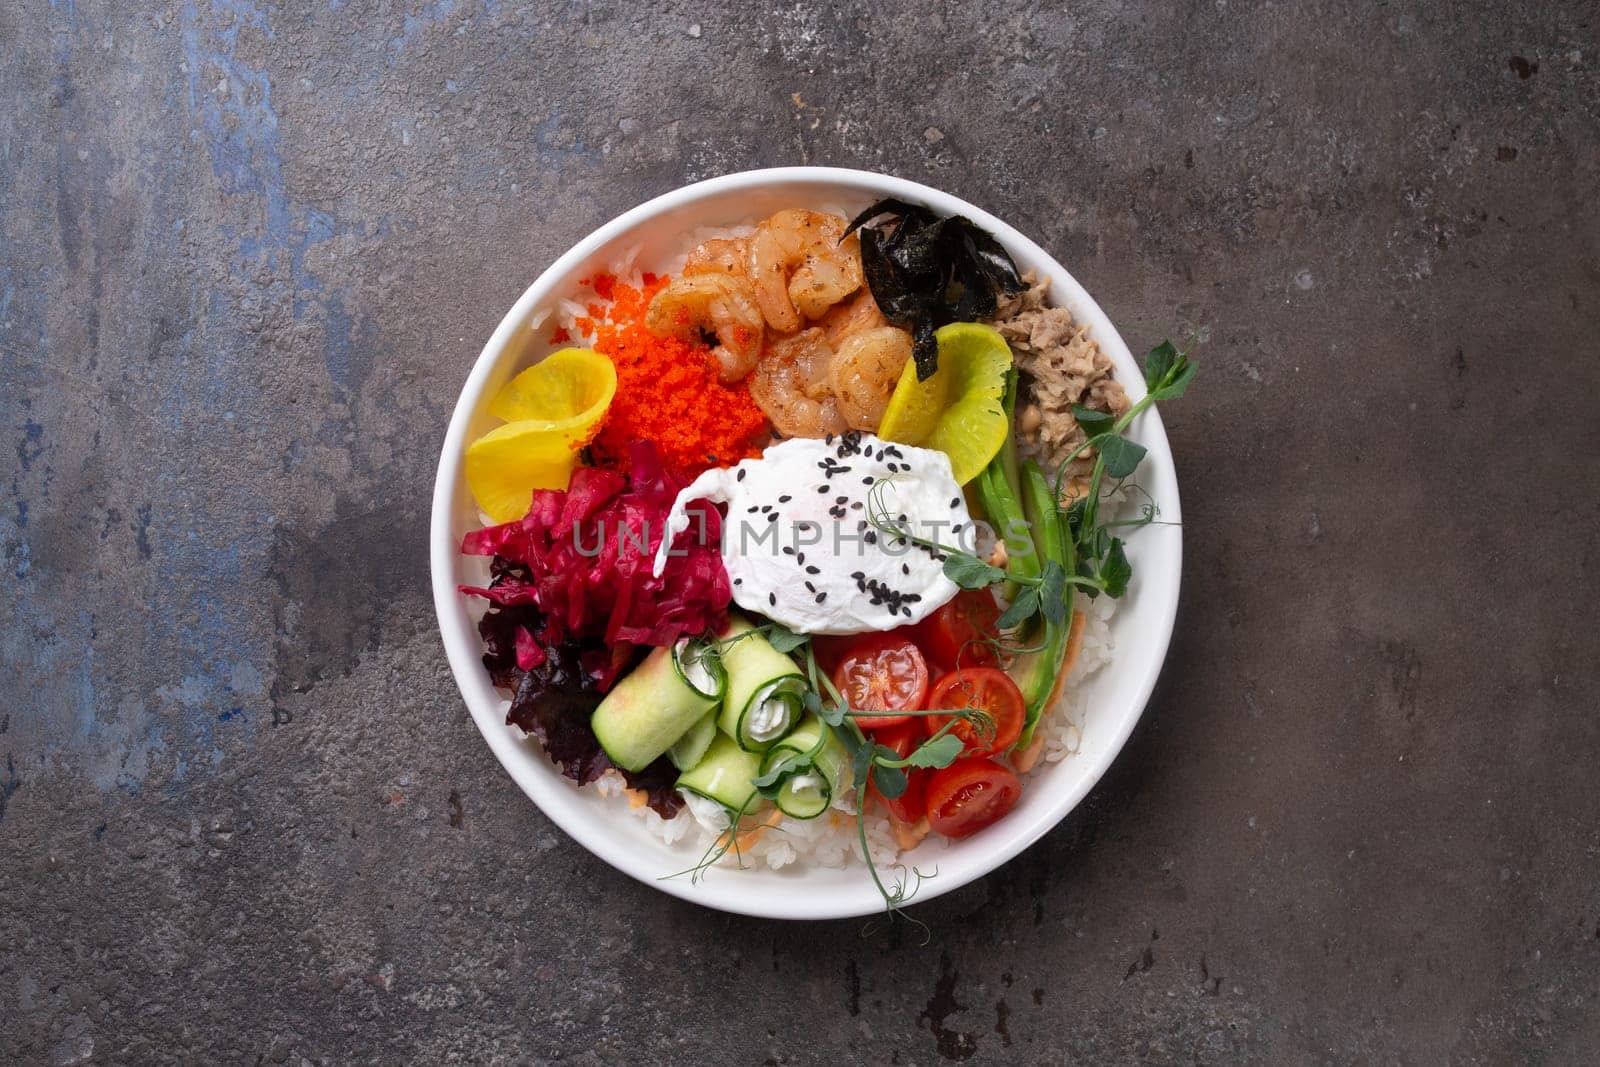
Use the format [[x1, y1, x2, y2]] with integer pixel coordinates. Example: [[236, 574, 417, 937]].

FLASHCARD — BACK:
[[521, 224, 1126, 873]]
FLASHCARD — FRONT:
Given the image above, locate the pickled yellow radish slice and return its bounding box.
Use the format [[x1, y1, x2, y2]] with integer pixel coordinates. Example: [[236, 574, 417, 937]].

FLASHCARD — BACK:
[[486, 347, 617, 453], [876, 323, 1013, 483], [466, 423, 582, 523], [466, 348, 617, 521]]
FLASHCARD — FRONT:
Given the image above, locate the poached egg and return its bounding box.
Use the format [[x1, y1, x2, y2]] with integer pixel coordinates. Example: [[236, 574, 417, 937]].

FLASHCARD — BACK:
[[653, 432, 972, 634]]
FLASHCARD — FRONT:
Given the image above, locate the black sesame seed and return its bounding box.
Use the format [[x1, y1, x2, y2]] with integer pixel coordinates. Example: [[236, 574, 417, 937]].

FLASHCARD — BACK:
[[782, 546, 795, 556], [951, 496, 961, 509], [818, 484, 830, 494], [736, 468, 746, 481], [850, 501, 863, 510], [804, 581, 815, 592], [767, 513, 778, 524], [862, 475, 874, 485], [816, 592, 827, 603], [770, 592, 777, 606], [836, 495, 847, 504], [864, 531, 877, 545], [778, 495, 791, 503], [796, 552, 806, 564], [805, 565, 820, 575], [733, 577, 743, 585], [902, 563, 910, 575]]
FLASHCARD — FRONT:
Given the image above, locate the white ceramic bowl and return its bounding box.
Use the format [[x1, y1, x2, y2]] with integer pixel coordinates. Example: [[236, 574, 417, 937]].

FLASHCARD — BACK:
[[430, 167, 1181, 920]]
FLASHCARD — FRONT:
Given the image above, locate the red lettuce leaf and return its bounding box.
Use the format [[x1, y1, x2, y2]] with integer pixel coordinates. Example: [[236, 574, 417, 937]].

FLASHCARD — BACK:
[[504, 640, 611, 785], [617, 758, 686, 819]]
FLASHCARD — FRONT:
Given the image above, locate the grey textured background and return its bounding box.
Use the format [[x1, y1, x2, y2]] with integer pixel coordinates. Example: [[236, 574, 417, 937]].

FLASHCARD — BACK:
[[3, 1, 1598, 1063]]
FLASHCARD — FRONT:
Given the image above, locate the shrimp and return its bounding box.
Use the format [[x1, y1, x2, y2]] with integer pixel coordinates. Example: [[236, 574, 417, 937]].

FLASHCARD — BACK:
[[748, 328, 849, 438], [683, 237, 749, 279], [829, 326, 912, 431], [644, 273, 766, 383], [746, 210, 861, 332], [819, 287, 888, 348], [790, 229, 863, 321]]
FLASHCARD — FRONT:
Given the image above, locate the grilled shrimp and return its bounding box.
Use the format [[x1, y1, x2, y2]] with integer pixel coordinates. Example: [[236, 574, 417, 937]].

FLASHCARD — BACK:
[[819, 288, 888, 348], [683, 237, 749, 279], [790, 229, 863, 322], [830, 326, 913, 431], [746, 210, 861, 332], [748, 328, 849, 439], [645, 273, 766, 383]]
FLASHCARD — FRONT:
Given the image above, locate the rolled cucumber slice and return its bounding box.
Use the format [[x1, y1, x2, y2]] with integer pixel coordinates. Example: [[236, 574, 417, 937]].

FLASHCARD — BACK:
[[667, 710, 718, 772], [717, 615, 806, 752], [591, 641, 718, 772], [676, 733, 766, 814], [672, 635, 727, 701], [758, 715, 847, 819]]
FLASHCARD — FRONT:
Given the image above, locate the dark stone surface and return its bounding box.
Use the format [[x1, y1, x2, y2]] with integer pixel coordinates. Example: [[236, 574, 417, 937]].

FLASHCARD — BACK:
[[2, 1, 1597, 1062]]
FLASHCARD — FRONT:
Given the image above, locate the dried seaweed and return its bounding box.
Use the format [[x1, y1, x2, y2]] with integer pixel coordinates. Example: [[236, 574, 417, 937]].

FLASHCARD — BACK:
[[845, 199, 1025, 380]]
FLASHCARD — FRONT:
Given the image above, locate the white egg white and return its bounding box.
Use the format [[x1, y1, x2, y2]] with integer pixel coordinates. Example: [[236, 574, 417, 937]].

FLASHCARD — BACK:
[[654, 433, 972, 635]]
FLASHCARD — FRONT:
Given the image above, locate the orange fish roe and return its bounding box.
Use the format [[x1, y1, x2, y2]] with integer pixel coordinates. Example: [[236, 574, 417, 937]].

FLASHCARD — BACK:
[[584, 273, 771, 477]]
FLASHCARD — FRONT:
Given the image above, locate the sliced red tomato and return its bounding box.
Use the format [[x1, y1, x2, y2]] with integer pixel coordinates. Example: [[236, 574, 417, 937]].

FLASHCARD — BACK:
[[832, 634, 929, 731], [814, 625, 919, 674], [925, 758, 1022, 839], [866, 721, 929, 824], [916, 589, 1002, 670], [925, 668, 1026, 754]]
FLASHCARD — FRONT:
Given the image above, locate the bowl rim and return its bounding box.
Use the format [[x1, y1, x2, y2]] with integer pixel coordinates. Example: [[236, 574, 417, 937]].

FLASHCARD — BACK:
[[430, 166, 1181, 920]]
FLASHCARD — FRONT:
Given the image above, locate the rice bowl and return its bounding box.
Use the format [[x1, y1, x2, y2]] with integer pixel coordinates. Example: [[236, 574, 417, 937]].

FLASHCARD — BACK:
[[430, 167, 1183, 920]]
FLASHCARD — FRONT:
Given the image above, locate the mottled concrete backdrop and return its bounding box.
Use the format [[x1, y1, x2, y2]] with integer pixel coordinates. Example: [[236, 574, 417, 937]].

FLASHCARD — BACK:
[[2, 0, 1597, 1063]]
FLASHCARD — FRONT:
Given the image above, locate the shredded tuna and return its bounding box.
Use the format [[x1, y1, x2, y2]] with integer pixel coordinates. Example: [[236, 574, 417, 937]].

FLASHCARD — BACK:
[[993, 272, 1129, 481]]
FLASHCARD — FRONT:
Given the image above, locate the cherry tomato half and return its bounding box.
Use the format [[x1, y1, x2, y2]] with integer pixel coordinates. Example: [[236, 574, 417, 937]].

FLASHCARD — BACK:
[[925, 758, 1022, 839], [925, 668, 1026, 754], [916, 589, 1002, 670], [866, 722, 929, 824], [833, 634, 929, 731]]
